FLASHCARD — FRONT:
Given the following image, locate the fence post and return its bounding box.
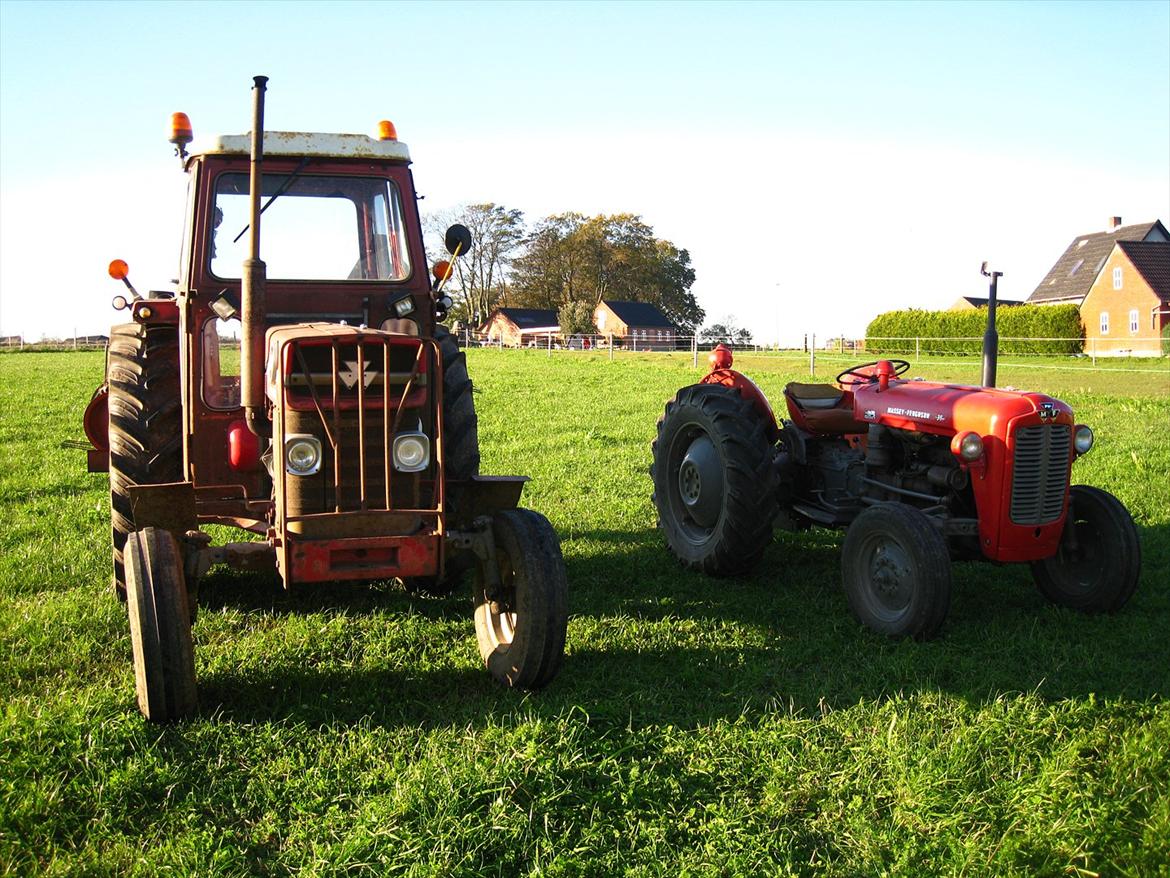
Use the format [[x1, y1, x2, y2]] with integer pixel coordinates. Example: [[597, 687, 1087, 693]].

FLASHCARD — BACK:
[[1091, 337, 1096, 365], [609, 333, 614, 361], [915, 337, 920, 359], [692, 333, 698, 368], [547, 333, 552, 357], [633, 335, 637, 353], [809, 333, 816, 377]]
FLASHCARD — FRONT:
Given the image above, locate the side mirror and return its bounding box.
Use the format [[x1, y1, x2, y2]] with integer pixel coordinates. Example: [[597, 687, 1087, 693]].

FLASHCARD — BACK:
[[444, 224, 473, 256]]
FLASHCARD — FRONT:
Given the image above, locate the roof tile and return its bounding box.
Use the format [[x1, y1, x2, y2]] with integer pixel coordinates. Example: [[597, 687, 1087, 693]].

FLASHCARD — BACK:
[[1028, 220, 1167, 304]]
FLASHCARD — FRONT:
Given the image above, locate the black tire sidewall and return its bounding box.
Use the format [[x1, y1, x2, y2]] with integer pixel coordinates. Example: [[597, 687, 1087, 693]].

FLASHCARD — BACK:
[[841, 502, 952, 639], [474, 509, 568, 690], [1031, 485, 1141, 612], [651, 385, 777, 576]]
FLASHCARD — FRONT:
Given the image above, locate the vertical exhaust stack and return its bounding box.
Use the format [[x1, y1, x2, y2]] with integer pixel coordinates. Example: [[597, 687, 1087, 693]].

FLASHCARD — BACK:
[[241, 75, 270, 437], [980, 262, 1002, 388]]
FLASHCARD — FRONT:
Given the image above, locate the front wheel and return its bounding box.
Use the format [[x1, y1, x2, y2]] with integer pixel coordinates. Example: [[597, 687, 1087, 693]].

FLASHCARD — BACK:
[[1031, 485, 1141, 612], [841, 503, 952, 639], [474, 509, 568, 689], [124, 527, 197, 722]]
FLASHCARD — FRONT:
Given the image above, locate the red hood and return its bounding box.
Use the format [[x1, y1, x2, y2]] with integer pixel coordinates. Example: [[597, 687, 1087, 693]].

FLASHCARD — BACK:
[[852, 380, 1074, 437]]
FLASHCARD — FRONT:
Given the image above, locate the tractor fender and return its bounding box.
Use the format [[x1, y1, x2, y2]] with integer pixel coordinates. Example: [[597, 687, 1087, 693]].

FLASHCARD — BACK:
[[700, 368, 780, 441], [84, 384, 110, 452], [82, 383, 110, 473]]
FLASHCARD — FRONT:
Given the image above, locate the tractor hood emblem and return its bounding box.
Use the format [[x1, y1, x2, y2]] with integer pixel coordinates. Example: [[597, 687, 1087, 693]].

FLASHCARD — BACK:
[[339, 360, 378, 389]]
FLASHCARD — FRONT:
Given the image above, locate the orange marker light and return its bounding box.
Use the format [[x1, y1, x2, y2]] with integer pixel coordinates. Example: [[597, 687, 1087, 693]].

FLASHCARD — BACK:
[[376, 119, 398, 141], [108, 259, 129, 280], [169, 112, 193, 146], [432, 260, 451, 282]]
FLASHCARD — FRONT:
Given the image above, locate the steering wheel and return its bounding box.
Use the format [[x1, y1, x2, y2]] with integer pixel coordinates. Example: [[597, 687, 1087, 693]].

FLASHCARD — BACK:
[[836, 359, 911, 387]]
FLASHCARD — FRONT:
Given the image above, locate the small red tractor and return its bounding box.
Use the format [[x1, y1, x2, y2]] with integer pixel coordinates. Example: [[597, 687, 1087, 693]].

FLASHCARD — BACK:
[[651, 266, 1141, 638], [81, 77, 567, 721]]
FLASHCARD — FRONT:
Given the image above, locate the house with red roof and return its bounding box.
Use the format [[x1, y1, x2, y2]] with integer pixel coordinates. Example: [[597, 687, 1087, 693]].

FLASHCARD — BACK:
[[1029, 217, 1169, 356]]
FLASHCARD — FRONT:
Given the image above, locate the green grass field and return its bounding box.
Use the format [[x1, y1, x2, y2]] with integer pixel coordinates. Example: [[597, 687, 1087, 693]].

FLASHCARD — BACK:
[[2, 348, 1168, 876]]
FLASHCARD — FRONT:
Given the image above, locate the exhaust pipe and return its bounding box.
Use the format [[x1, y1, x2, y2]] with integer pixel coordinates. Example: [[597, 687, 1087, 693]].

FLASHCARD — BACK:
[[241, 75, 270, 437], [980, 262, 1002, 388]]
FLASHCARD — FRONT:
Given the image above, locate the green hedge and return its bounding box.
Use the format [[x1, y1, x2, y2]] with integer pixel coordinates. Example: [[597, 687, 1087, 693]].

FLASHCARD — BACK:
[[865, 304, 1083, 356]]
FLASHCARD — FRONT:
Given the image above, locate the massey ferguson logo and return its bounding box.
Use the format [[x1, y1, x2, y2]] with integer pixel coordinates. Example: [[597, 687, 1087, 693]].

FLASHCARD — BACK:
[[864, 409, 877, 420], [1039, 402, 1057, 419]]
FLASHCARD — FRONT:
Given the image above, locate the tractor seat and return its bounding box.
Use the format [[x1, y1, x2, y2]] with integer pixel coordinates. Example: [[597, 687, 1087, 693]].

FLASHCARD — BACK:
[[783, 382, 867, 434], [785, 383, 844, 409]]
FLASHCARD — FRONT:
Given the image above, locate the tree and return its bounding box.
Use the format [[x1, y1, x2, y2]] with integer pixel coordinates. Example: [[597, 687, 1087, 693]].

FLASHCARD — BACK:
[[425, 203, 524, 326], [700, 316, 753, 346], [558, 301, 595, 337], [509, 213, 704, 330]]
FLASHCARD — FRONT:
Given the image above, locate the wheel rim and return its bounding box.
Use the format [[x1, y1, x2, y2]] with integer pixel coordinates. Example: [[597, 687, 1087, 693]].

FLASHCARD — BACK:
[[485, 549, 518, 647], [668, 428, 724, 542], [856, 533, 913, 621], [1049, 518, 1107, 594], [677, 434, 722, 528]]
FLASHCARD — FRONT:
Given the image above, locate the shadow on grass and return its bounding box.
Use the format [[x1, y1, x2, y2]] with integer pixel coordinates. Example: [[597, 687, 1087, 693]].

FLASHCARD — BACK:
[[189, 522, 1169, 729]]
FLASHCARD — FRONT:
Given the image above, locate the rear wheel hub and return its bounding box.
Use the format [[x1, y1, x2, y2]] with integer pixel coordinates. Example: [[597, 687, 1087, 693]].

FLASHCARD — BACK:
[[678, 434, 722, 528]]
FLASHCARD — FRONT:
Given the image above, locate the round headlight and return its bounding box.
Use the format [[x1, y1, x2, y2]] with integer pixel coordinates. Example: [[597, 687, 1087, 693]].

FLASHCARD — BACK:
[[393, 432, 430, 472], [957, 431, 984, 462], [284, 435, 322, 475], [1074, 425, 1094, 455]]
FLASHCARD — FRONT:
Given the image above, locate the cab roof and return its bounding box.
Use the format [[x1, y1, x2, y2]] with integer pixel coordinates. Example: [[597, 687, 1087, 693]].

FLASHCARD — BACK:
[[190, 130, 411, 162]]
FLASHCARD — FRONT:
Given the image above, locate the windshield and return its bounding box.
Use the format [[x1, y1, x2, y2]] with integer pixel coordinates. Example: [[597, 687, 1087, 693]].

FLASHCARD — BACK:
[[210, 173, 412, 281]]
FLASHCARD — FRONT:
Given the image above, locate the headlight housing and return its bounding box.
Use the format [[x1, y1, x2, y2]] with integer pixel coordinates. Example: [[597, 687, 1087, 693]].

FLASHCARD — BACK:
[[284, 434, 322, 476], [1074, 424, 1094, 455], [952, 430, 984, 462], [393, 431, 430, 472]]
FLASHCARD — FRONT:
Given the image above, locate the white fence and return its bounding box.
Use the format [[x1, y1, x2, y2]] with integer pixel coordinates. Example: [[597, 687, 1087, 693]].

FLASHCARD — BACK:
[[459, 329, 1169, 377]]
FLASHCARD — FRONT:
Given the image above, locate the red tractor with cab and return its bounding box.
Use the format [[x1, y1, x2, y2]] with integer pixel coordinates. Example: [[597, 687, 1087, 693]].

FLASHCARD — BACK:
[[82, 77, 567, 721], [651, 267, 1140, 638]]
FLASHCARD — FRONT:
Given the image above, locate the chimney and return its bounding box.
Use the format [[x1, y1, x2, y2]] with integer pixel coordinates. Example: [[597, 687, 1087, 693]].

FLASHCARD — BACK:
[[1109, 216, 1123, 230]]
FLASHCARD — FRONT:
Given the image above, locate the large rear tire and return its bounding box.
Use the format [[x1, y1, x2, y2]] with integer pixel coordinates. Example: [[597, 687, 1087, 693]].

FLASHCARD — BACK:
[[404, 326, 481, 597], [108, 322, 182, 600], [841, 502, 952, 639], [473, 509, 568, 689], [650, 384, 778, 575], [1031, 485, 1141, 612], [437, 326, 479, 481], [125, 527, 197, 722]]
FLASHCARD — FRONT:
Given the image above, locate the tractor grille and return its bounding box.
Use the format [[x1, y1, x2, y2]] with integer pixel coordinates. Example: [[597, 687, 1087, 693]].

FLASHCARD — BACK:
[[278, 334, 436, 518], [285, 408, 428, 515], [285, 340, 425, 405], [1010, 425, 1071, 525]]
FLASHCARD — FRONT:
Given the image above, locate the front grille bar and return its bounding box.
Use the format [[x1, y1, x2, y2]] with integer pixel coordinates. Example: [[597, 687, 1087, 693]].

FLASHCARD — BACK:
[[1010, 424, 1071, 525], [279, 334, 439, 520]]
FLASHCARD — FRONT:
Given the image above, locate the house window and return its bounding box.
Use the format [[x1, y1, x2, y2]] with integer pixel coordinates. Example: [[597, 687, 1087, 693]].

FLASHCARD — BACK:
[[1100, 311, 1109, 335], [1112, 267, 1123, 289], [1129, 309, 1139, 333]]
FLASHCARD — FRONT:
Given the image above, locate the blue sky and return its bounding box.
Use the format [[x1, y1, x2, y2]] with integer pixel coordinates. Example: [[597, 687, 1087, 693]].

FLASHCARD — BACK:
[[1, 0, 1167, 342]]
